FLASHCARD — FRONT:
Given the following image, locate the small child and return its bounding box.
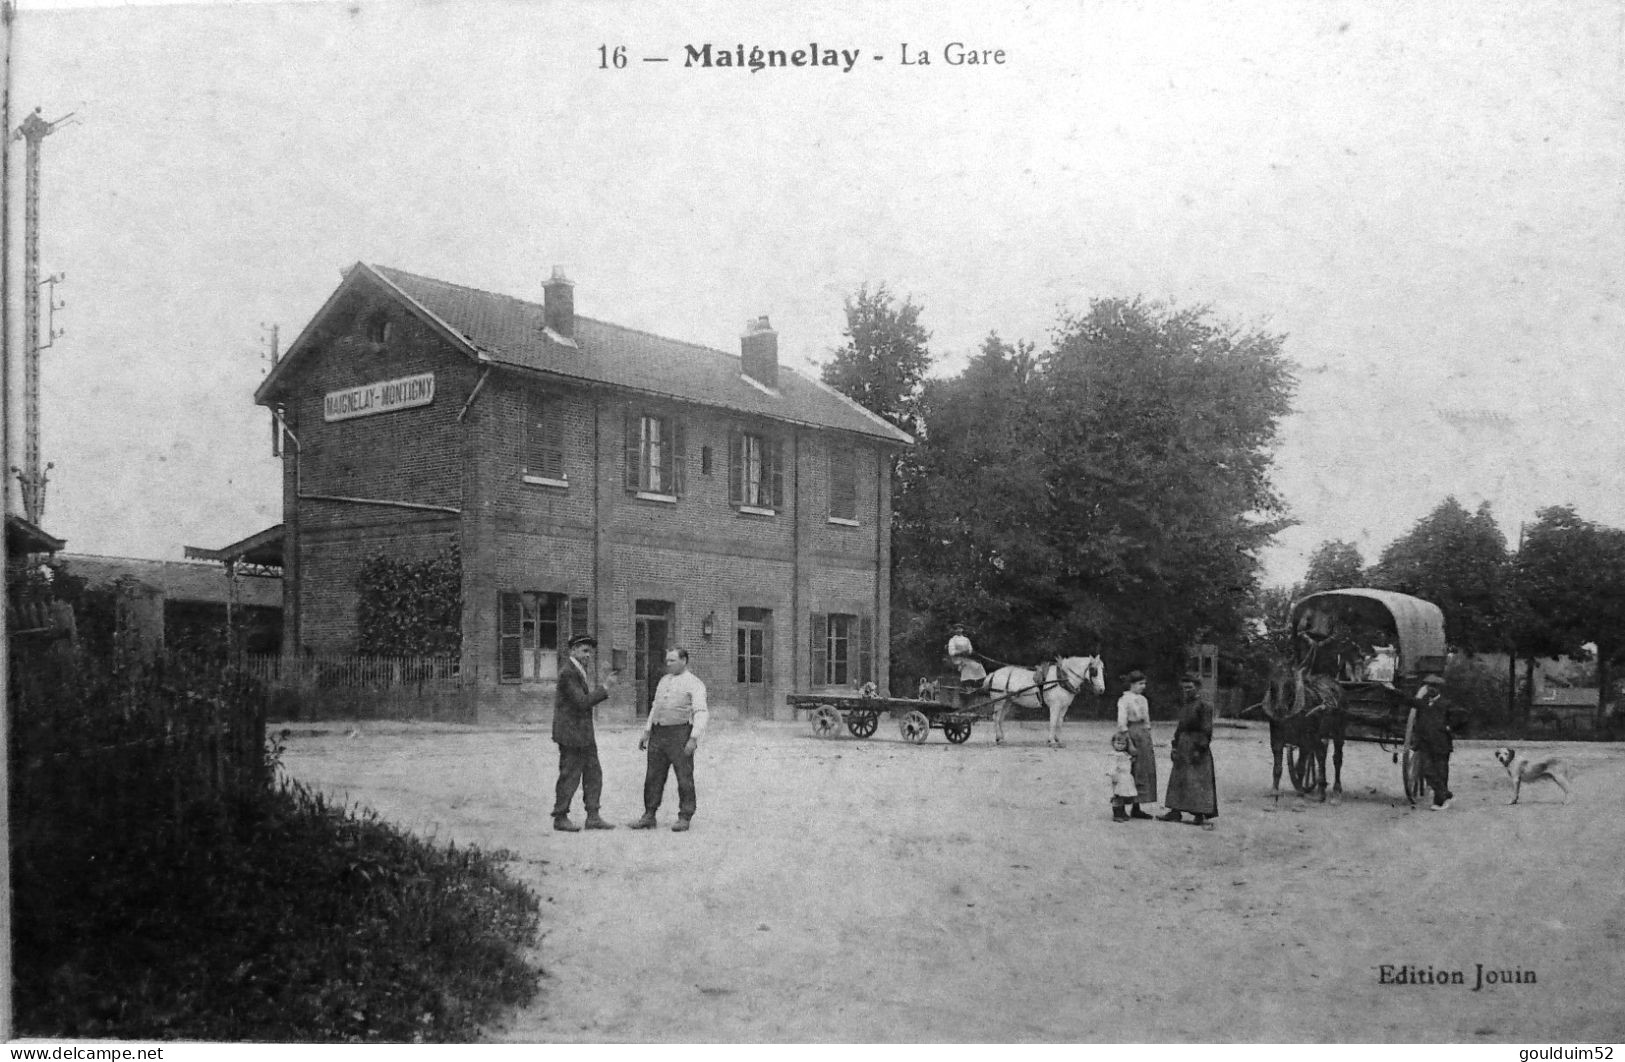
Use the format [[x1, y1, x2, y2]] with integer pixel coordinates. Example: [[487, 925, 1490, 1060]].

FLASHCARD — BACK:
[[1108, 730, 1139, 822]]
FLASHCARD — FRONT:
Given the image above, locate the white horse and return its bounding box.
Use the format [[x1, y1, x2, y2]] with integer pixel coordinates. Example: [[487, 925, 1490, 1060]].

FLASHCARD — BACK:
[[986, 655, 1107, 747]]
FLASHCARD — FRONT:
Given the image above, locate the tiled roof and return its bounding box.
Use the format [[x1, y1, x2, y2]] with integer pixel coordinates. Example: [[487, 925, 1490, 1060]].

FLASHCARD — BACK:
[[56, 554, 283, 609], [369, 265, 912, 444]]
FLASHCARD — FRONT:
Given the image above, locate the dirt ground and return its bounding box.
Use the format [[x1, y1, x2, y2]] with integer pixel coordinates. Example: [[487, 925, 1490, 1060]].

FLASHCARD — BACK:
[[283, 715, 1625, 1043]]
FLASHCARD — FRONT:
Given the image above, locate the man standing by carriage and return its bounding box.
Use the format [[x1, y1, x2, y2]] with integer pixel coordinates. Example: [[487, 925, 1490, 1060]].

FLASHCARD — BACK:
[[1413, 674, 1462, 810]]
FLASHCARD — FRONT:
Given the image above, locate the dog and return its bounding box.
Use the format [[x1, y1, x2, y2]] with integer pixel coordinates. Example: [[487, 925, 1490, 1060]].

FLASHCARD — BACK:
[[1494, 747, 1573, 805]]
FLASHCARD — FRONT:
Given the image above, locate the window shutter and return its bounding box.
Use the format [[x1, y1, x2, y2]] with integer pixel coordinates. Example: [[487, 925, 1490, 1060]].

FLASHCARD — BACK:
[[498, 593, 522, 682], [728, 430, 744, 505], [540, 398, 565, 479], [623, 411, 640, 491], [568, 595, 590, 644], [810, 612, 828, 686], [671, 419, 686, 496], [859, 614, 874, 685], [831, 450, 857, 521], [763, 616, 774, 687], [770, 438, 785, 509]]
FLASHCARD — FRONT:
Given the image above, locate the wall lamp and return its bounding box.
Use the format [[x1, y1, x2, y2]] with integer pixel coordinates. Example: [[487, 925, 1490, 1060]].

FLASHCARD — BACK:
[[701, 611, 716, 640]]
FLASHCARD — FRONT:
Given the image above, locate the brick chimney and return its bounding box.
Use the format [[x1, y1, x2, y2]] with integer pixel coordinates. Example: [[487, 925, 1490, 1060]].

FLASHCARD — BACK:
[[741, 315, 778, 389], [543, 267, 574, 340]]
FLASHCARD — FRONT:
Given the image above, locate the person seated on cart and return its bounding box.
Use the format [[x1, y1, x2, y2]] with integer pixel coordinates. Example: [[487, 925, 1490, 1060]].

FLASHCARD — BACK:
[[1363, 643, 1398, 685], [947, 623, 987, 694]]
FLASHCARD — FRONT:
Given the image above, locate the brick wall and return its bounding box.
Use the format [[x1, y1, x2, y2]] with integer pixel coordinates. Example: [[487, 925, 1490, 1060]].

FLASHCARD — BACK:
[[272, 281, 900, 725], [277, 284, 474, 656]]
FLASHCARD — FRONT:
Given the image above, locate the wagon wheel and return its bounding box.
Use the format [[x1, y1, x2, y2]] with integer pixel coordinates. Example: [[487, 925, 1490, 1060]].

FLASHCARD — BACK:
[[809, 704, 842, 739], [899, 710, 932, 744], [846, 709, 879, 739], [1401, 707, 1425, 805], [942, 720, 973, 744], [1286, 745, 1319, 795]]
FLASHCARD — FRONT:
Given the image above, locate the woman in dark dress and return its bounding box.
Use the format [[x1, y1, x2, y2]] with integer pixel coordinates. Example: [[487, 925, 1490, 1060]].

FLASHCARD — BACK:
[[1160, 674, 1217, 829]]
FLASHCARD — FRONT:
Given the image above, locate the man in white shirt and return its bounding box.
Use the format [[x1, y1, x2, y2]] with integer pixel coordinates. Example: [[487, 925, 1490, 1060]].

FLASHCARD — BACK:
[[629, 647, 709, 832]]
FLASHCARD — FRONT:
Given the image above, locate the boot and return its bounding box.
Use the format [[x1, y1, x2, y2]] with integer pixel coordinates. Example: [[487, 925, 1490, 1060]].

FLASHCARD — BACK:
[[628, 813, 658, 829], [670, 818, 692, 833], [1129, 804, 1153, 820], [553, 815, 581, 832], [1158, 810, 1183, 823], [584, 812, 616, 830], [1112, 806, 1129, 823]]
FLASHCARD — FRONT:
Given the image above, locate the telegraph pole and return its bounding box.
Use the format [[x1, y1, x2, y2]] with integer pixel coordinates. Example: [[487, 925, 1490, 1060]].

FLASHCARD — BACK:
[[2, 1, 17, 1040], [12, 106, 69, 526]]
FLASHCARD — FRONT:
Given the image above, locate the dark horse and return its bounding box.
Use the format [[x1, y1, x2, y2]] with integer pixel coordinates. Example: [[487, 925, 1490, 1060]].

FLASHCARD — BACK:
[[1262, 663, 1348, 803]]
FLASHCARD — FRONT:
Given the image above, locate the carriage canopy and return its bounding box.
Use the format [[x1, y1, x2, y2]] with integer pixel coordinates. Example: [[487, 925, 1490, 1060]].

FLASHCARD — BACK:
[[1290, 589, 1447, 680]]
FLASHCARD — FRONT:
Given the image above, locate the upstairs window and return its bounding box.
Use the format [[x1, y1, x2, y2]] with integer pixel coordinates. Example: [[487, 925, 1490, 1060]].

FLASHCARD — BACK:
[[729, 430, 784, 511], [624, 412, 685, 497], [365, 313, 394, 346], [829, 449, 858, 523], [524, 392, 566, 485]]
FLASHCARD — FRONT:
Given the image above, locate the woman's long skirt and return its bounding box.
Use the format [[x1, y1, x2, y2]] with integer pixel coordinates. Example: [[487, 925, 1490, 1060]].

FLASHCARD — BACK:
[[1126, 722, 1157, 804], [1164, 734, 1218, 816]]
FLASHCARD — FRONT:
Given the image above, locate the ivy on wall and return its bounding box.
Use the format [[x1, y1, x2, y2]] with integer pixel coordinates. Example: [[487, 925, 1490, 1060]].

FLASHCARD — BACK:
[[354, 544, 462, 657]]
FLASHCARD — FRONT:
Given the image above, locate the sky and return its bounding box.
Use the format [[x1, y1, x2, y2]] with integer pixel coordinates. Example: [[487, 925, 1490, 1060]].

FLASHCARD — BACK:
[[4, 0, 1623, 587]]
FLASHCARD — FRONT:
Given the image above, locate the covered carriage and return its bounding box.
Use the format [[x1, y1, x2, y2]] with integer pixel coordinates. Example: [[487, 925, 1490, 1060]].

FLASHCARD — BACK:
[[1285, 588, 1448, 803]]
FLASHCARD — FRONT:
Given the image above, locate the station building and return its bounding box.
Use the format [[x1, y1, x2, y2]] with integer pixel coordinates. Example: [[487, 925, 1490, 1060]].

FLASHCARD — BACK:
[[255, 263, 910, 722]]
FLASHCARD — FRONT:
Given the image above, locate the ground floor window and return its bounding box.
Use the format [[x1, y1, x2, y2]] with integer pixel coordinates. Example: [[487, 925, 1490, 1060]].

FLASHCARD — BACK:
[[809, 611, 872, 687], [498, 591, 588, 682], [736, 607, 772, 685]]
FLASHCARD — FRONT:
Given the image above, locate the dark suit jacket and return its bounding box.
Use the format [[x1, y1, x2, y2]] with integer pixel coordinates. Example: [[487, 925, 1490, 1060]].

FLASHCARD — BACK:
[[1413, 690, 1459, 754], [553, 661, 609, 747]]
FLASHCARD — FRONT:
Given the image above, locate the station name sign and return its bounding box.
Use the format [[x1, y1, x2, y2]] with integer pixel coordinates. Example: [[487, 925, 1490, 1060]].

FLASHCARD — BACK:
[[324, 373, 436, 422]]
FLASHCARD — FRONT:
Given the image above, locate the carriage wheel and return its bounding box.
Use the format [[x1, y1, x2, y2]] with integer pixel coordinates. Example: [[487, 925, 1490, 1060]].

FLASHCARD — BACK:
[[899, 711, 931, 744], [846, 710, 879, 739], [810, 705, 842, 739], [943, 721, 973, 744], [1401, 707, 1424, 805], [1287, 745, 1319, 795]]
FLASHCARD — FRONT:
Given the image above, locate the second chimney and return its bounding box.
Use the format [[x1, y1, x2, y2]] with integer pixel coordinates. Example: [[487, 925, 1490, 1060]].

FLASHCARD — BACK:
[[741, 315, 778, 389], [543, 267, 575, 340]]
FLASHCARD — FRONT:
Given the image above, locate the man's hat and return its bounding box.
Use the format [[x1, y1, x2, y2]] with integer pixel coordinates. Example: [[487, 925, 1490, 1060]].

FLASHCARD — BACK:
[[950, 623, 968, 633], [1422, 673, 1445, 688], [568, 634, 598, 649], [1122, 669, 1146, 684]]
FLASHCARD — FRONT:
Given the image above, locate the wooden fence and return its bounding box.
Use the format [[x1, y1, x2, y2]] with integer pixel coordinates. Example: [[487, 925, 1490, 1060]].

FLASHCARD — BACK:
[[245, 652, 469, 722]]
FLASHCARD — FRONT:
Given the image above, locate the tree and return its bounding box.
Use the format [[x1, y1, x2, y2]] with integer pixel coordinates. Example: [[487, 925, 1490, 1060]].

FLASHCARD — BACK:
[[1367, 497, 1511, 655], [890, 298, 1297, 687], [890, 333, 1051, 682], [1302, 540, 1364, 594], [354, 545, 462, 656], [821, 283, 932, 436], [1035, 298, 1295, 666], [1514, 505, 1625, 726]]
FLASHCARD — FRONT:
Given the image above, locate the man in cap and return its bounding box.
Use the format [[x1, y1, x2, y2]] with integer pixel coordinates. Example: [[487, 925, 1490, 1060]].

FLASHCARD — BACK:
[[1412, 674, 1461, 810], [630, 646, 709, 832], [551, 633, 619, 832]]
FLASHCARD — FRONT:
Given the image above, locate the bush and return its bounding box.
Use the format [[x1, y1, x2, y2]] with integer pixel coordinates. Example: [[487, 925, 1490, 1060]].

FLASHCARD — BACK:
[[10, 640, 541, 1041], [12, 779, 542, 1041]]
